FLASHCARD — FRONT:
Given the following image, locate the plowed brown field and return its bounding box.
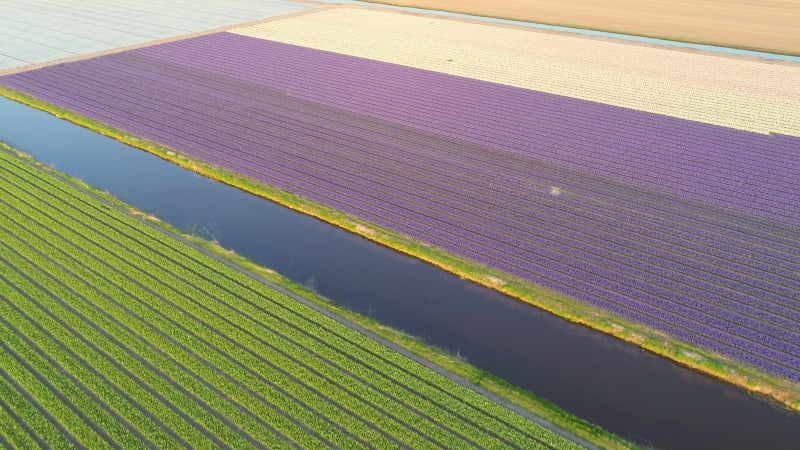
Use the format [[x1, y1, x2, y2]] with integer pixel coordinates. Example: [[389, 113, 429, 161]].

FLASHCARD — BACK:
[[363, 0, 800, 55]]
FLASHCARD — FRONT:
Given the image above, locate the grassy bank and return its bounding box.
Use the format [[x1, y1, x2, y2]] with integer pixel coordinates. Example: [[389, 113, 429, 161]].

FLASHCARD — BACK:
[[2, 85, 798, 415]]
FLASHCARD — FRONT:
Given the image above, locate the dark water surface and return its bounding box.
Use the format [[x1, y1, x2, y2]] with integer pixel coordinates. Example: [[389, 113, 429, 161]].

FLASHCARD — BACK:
[[2, 97, 798, 449]]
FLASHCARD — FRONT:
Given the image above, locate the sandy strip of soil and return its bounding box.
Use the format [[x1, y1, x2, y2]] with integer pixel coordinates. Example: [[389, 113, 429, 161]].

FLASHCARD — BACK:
[[232, 7, 800, 136], [360, 0, 800, 56]]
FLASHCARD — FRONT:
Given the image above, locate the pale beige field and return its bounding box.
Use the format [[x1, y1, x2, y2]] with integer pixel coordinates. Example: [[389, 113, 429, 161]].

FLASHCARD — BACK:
[[363, 0, 800, 55], [233, 8, 800, 136]]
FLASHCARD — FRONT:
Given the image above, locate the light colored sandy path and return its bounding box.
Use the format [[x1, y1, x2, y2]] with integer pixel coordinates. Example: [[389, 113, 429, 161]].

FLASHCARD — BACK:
[[231, 7, 800, 136], [359, 0, 800, 56]]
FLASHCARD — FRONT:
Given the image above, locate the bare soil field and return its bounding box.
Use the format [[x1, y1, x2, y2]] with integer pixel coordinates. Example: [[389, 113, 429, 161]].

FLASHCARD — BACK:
[[0, 0, 315, 72], [363, 0, 800, 55], [234, 8, 800, 137]]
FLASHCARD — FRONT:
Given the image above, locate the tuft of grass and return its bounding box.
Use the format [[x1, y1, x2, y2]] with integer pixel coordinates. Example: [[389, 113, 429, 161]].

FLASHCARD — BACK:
[[1, 85, 798, 415]]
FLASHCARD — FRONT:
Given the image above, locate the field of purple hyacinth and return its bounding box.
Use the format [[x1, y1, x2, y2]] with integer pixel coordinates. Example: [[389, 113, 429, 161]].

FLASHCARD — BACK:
[[2, 32, 798, 382]]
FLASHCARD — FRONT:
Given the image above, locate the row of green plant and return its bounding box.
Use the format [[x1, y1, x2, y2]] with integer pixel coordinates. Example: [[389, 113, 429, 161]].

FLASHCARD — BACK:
[[0, 174, 399, 448], [0, 210, 302, 448], [0, 148, 579, 448], [0, 246, 230, 448], [3, 151, 582, 448], [0, 372, 47, 449]]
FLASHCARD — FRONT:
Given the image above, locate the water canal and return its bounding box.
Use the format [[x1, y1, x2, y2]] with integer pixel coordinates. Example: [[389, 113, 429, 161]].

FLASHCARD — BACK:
[[1, 97, 798, 449]]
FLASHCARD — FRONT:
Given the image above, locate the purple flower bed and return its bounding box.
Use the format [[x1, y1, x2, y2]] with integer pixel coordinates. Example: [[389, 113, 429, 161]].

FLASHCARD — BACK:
[[135, 33, 800, 226], [2, 32, 798, 381]]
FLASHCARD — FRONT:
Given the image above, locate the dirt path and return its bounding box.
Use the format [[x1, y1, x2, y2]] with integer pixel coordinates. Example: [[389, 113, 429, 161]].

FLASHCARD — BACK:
[[362, 0, 800, 55]]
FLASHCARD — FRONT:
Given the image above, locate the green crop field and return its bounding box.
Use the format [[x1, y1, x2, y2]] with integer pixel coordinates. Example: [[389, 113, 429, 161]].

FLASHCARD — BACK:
[[0, 147, 585, 448]]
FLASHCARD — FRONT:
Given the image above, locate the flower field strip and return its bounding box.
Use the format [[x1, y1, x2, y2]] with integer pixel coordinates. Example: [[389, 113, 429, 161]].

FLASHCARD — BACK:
[[230, 8, 800, 137], [17, 55, 791, 316], [27, 52, 800, 245], [50, 47, 800, 172], [35, 56, 800, 263], [129, 34, 800, 225], [7, 58, 800, 298], [7, 57, 791, 256], [142, 35, 800, 192], [1, 48, 797, 380], [0, 151, 578, 449]]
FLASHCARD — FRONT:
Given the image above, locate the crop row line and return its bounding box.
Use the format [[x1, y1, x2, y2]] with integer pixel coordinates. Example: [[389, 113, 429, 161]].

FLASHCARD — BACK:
[[26, 106, 792, 356], [0, 191, 410, 448], [0, 313, 137, 450], [0, 239, 259, 448], [0, 161, 536, 446], [0, 358, 71, 449], [0, 383, 42, 450], [21, 64, 800, 247], [0, 150, 568, 446], [0, 263, 191, 448], [31, 60, 800, 204], [131, 42, 800, 162]]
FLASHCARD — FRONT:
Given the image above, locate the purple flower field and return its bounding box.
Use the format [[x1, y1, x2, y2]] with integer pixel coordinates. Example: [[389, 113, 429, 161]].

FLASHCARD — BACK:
[[2, 33, 798, 381], [138, 33, 800, 227]]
